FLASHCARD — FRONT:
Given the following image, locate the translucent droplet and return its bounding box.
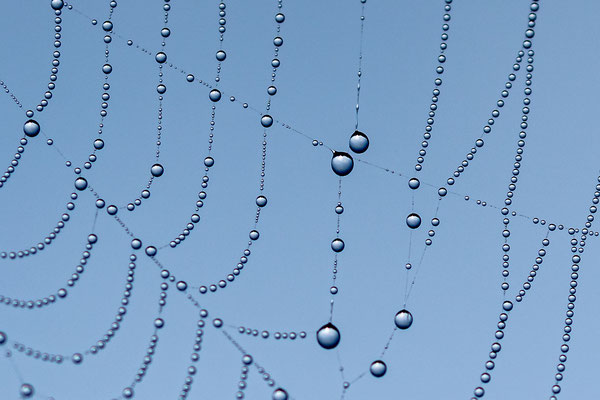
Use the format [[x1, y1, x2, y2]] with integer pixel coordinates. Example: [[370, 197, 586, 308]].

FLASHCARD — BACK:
[[216, 50, 226, 61], [209, 89, 221, 102], [275, 13, 285, 23], [151, 163, 164, 177], [20, 383, 34, 398], [406, 213, 421, 229], [102, 21, 113, 32], [51, 0, 64, 10], [122, 387, 134, 399], [272, 388, 288, 400], [331, 152, 354, 176], [155, 51, 167, 63], [394, 309, 413, 329], [370, 360, 387, 377], [74, 177, 88, 191], [256, 196, 268, 207], [408, 178, 420, 189], [249, 230, 260, 240], [331, 238, 345, 252], [261, 115, 274, 127], [242, 354, 253, 365], [161, 28, 170, 37], [204, 157, 215, 167], [131, 239, 142, 249], [267, 86, 277, 95], [154, 318, 164, 328], [349, 130, 369, 153], [145, 246, 157, 256], [176, 281, 188, 291], [316, 322, 340, 349], [23, 120, 40, 137]]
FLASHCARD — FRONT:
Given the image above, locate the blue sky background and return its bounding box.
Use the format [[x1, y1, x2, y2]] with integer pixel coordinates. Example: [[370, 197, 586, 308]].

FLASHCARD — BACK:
[[2, 0, 600, 399]]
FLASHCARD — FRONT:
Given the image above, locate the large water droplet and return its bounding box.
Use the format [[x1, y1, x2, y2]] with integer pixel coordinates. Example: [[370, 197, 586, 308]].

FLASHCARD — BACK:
[[23, 120, 40, 137], [74, 177, 88, 191], [151, 163, 164, 177], [261, 115, 274, 127], [349, 130, 369, 153], [370, 360, 387, 377], [209, 89, 221, 102], [216, 50, 226, 61], [316, 322, 340, 349], [155, 51, 167, 63], [331, 238, 345, 252], [272, 388, 288, 400], [20, 383, 34, 398], [331, 152, 354, 176], [406, 213, 421, 229], [394, 309, 413, 329]]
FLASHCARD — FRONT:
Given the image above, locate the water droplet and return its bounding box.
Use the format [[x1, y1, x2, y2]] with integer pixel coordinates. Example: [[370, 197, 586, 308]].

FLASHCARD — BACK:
[[242, 354, 253, 365], [51, 0, 64, 10], [331, 152, 354, 176], [261, 115, 274, 127], [23, 120, 40, 137], [316, 322, 340, 349], [204, 157, 215, 167], [349, 130, 369, 153], [394, 309, 413, 329], [155, 51, 167, 63], [145, 246, 157, 256], [331, 238, 345, 252], [102, 21, 113, 32], [249, 230, 260, 240], [272, 388, 288, 400], [408, 178, 420, 189], [154, 318, 164, 328], [151, 163, 164, 177], [19, 383, 34, 398], [161, 28, 170, 37], [74, 177, 88, 191], [267, 86, 277, 95], [122, 387, 134, 398], [216, 50, 226, 61], [209, 89, 222, 102], [275, 13, 285, 23], [370, 360, 387, 377], [503, 301, 513, 311], [176, 281, 188, 291], [131, 239, 142, 249], [406, 213, 421, 229], [256, 196, 268, 207]]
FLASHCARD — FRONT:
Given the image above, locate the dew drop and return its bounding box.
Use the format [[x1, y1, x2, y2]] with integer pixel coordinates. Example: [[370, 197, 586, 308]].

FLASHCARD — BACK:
[[256, 196, 268, 207], [151, 163, 164, 177], [155, 51, 167, 63], [370, 360, 387, 377], [394, 309, 413, 329], [316, 322, 340, 349], [19, 383, 34, 398], [331, 152, 354, 176], [272, 388, 288, 400], [261, 115, 274, 127], [406, 213, 421, 229], [74, 177, 88, 191], [349, 130, 369, 153], [209, 89, 222, 102], [23, 120, 40, 137]]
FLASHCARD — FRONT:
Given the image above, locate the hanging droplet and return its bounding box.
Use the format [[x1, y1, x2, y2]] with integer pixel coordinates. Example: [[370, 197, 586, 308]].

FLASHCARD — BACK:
[[151, 163, 164, 177], [331, 152, 354, 176], [256, 196, 268, 207], [19, 383, 34, 398], [261, 115, 274, 127], [74, 177, 88, 191], [155, 51, 167, 63], [209, 89, 221, 102], [331, 238, 345, 252], [316, 322, 340, 349], [406, 213, 421, 229], [408, 178, 420, 189], [216, 50, 226, 61], [394, 309, 413, 329], [349, 130, 369, 153], [272, 388, 288, 400], [23, 120, 40, 137], [370, 360, 387, 377]]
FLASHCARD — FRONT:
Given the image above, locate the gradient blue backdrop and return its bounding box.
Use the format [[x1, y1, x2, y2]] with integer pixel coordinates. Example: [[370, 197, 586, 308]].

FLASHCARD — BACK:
[[1, 0, 599, 399]]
